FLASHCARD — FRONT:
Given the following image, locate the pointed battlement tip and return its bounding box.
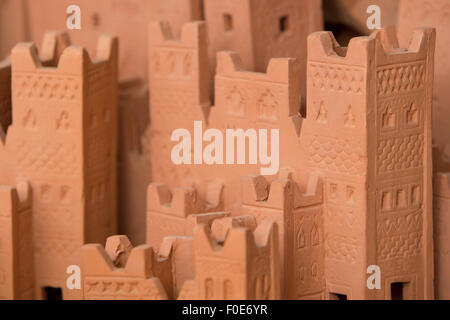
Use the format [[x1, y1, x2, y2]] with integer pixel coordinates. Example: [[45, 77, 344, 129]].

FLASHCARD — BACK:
[[216, 50, 298, 84], [194, 219, 278, 258], [0, 177, 31, 213], [370, 26, 436, 54], [95, 34, 119, 61], [39, 30, 71, 65], [242, 174, 294, 207], [148, 20, 206, 47], [147, 182, 200, 217], [216, 51, 244, 74], [147, 181, 223, 217], [308, 31, 374, 64], [82, 235, 159, 277], [11, 33, 116, 73], [211, 215, 257, 243]]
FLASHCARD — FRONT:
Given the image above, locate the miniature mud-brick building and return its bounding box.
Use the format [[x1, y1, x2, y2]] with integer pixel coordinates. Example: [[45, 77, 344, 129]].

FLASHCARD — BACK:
[[81, 235, 169, 300], [147, 21, 210, 184], [397, 0, 450, 154], [434, 173, 450, 299], [241, 173, 324, 299], [0, 57, 11, 131], [203, 0, 323, 94], [302, 27, 435, 299], [5, 31, 118, 299], [146, 182, 225, 249], [179, 220, 281, 300], [0, 179, 33, 300]]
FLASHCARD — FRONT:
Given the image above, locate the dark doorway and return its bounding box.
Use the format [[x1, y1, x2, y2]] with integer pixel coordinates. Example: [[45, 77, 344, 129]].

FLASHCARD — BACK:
[[329, 292, 347, 300], [391, 282, 404, 300], [42, 286, 63, 300]]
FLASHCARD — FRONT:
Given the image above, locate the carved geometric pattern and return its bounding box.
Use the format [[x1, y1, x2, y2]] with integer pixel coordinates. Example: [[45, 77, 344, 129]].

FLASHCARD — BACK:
[[315, 101, 327, 123], [377, 134, 424, 172], [308, 135, 365, 175], [56, 111, 70, 131], [377, 211, 423, 236], [227, 86, 245, 116], [377, 231, 422, 260], [325, 234, 359, 264], [13, 73, 80, 101], [309, 63, 365, 94], [344, 105, 356, 127], [150, 49, 195, 79], [258, 90, 277, 121], [13, 140, 79, 176], [377, 62, 426, 96], [84, 278, 166, 300], [34, 234, 79, 258]]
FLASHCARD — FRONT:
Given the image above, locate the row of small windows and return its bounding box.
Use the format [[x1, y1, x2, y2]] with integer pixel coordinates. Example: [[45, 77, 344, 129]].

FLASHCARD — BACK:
[[222, 13, 290, 34], [204, 275, 269, 299], [381, 103, 419, 130], [329, 183, 355, 204], [381, 184, 421, 212]]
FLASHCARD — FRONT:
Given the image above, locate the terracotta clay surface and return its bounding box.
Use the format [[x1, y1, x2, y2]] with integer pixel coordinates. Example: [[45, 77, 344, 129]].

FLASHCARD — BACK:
[[397, 0, 450, 157], [0, 179, 33, 299], [3, 30, 119, 299], [0, 2, 449, 301]]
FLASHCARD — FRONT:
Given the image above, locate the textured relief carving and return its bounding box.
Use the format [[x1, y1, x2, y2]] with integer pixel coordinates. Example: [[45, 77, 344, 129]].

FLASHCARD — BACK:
[[13, 74, 80, 101], [325, 234, 359, 264], [84, 278, 166, 300], [309, 63, 365, 94], [378, 211, 423, 236], [379, 184, 422, 213], [377, 62, 426, 96], [56, 111, 70, 131], [227, 86, 245, 116], [378, 231, 422, 261], [13, 140, 79, 176], [308, 135, 365, 175], [23, 110, 37, 129], [314, 100, 327, 123], [344, 105, 356, 128], [258, 89, 277, 121], [377, 134, 424, 173]]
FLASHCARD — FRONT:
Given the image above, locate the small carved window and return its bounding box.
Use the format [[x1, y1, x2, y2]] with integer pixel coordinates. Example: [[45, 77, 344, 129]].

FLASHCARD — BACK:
[[60, 186, 70, 203], [396, 188, 407, 209], [279, 15, 290, 33], [382, 106, 395, 129], [223, 280, 233, 299], [406, 103, 419, 126], [410, 185, 420, 207], [41, 185, 51, 202], [346, 186, 355, 204], [381, 191, 392, 211], [223, 14, 233, 31], [311, 225, 320, 246], [205, 278, 214, 299], [330, 183, 338, 199], [297, 227, 306, 249]]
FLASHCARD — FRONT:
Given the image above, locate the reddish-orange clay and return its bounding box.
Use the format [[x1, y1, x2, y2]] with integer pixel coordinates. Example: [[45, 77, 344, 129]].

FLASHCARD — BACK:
[[0, 0, 449, 301]]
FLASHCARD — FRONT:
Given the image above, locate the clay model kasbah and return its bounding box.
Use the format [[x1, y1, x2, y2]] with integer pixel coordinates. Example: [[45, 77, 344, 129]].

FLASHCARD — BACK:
[[0, 0, 449, 301]]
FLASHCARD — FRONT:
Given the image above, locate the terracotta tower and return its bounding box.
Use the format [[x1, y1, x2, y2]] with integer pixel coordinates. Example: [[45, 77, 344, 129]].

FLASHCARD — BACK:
[[0, 179, 33, 300], [203, 0, 323, 94], [186, 220, 281, 300], [303, 27, 435, 299], [6, 31, 118, 299], [81, 235, 170, 300]]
